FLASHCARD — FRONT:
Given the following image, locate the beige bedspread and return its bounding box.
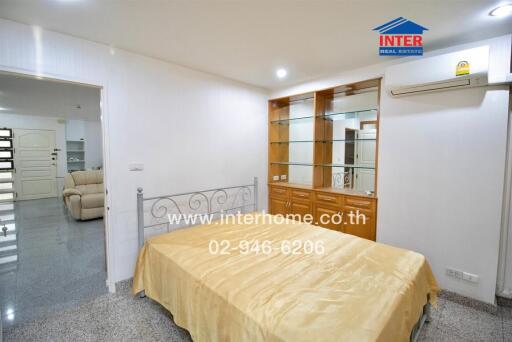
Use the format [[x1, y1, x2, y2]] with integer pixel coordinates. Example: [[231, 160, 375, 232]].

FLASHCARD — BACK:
[[133, 213, 438, 342]]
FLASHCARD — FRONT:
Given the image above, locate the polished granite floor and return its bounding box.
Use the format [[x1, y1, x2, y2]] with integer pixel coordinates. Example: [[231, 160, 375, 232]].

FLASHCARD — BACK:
[[0, 197, 107, 332], [2, 280, 511, 342], [2, 199, 511, 341]]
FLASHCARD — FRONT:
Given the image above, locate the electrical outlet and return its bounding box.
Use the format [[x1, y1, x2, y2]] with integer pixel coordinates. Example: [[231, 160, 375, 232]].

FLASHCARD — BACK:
[[272, 175, 279, 181], [280, 175, 287, 180], [446, 267, 479, 283], [446, 268, 463, 280], [462, 272, 479, 283]]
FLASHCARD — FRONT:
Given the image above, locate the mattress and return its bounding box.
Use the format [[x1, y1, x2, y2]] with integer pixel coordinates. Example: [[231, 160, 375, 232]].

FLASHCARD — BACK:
[[133, 213, 438, 342]]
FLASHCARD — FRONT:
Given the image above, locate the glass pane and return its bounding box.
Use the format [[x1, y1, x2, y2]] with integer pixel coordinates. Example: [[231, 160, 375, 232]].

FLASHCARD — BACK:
[[0, 140, 12, 148], [0, 234, 16, 244], [323, 90, 378, 194], [0, 223, 15, 233], [288, 96, 313, 167], [0, 150, 13, 159], [327, 165, 375, 193], [0, 129, 12, 138], [0, 193, 14, 201], [288, 165, 313, 185], [0, 172, 13, 180], [0, 183, 13, 190], [0, 213, 15, 221], [0, 203, 14, 211], [0, 161, 13, 170]]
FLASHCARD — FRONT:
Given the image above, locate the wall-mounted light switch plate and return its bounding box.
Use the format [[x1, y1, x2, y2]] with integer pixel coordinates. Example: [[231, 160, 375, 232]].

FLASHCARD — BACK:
[[280, 175, 287, 180], [129, 163, 144, 171], [272, 175, 279, 181]]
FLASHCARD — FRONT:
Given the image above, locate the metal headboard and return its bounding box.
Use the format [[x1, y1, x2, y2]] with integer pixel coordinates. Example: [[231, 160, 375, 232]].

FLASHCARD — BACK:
[[137, 177, 258, 249]]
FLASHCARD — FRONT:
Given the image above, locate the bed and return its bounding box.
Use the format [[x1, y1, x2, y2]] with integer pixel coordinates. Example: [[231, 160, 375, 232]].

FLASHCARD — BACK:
[[133, 178, 438, 342]]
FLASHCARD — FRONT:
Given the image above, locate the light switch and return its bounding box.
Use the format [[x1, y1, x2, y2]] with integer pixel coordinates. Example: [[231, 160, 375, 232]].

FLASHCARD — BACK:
[[129, 163, 144, 171]]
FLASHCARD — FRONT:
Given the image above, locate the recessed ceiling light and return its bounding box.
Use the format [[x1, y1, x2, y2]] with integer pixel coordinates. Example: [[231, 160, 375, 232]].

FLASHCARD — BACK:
[[490, 4, 512, 17], [0, 107, 8, 111], [276, 68, 287, 79]]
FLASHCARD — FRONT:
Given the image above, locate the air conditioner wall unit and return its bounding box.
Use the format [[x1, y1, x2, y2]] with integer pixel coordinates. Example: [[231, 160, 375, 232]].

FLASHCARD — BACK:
[[385, 46, 489, 97]]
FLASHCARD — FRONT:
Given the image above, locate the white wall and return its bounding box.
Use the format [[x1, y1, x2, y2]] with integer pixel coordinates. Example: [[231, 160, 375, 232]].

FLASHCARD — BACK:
[[84, 120, 103, 169], [272, 34, 511, 304], [379, 85, 508, 304], [0, 19, 268, 286], [0, 113, 67, 195]]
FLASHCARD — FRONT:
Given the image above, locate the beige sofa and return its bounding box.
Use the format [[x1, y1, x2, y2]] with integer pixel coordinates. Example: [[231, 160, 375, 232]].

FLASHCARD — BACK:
[[63, 170, 104, 220]]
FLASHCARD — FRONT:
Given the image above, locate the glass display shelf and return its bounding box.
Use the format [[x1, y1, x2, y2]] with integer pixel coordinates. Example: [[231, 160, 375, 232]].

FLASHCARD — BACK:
[[270, 115, 314, 125], [270, 139, 375, 144], [271, 162, 375, 170], [318, 163, 375, 170], [318, 139, 376, 143], [270, 140, 314, 144], [322, 109, 377, 120], [270, 162, 313, 166]]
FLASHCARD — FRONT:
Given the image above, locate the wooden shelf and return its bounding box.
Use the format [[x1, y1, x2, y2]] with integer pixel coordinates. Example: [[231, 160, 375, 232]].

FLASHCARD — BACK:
[[268, 78, 381, 241]]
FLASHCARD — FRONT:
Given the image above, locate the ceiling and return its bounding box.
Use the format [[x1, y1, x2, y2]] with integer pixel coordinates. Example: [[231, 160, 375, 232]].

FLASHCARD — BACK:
[[0, 0, 510, 90], [0, 72, 101, 120]]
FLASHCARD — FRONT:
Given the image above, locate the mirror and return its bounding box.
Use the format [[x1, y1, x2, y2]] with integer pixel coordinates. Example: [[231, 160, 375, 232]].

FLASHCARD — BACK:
[[324, 90, 378, 193]]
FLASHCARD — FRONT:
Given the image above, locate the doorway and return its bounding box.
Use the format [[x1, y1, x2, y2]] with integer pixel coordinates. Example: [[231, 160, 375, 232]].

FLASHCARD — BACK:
[[0, 71, 109, 328]]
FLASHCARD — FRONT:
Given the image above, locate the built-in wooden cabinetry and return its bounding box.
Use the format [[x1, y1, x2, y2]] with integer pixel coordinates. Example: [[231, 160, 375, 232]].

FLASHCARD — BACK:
[[268, 78, 380, 240]]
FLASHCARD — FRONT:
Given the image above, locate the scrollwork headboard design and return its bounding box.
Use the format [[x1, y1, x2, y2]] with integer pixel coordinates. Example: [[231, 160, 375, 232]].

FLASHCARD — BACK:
[[137, 177, 258, 248]]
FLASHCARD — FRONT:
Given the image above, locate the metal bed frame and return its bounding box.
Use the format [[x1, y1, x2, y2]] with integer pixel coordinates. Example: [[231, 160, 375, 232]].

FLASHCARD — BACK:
[[135, 176, 430, 341], [137, 177, 258, 249]]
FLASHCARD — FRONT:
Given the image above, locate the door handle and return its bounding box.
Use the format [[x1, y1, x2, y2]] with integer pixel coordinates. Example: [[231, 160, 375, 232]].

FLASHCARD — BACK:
[[2, 225, 7, 237]]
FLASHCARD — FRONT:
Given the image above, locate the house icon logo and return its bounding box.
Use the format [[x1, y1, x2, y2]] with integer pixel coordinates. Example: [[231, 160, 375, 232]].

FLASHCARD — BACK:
[[373, 17, 428, 56]]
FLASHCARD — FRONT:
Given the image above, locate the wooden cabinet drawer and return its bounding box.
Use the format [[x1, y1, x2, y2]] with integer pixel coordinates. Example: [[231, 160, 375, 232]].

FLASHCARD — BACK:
[[344, 196, 375, 210], [291, 189, 311, 201], [314, 204, 343, 232], [269, 186, 289, 199], [315, 192, 341, 206], [343, 208, 375, 241]]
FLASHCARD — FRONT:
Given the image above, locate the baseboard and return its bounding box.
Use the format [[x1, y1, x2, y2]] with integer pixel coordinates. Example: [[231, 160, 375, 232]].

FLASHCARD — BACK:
[[439, 289, 498, 314], [497, 295, 512, 308], [115, 278, 133, 294]]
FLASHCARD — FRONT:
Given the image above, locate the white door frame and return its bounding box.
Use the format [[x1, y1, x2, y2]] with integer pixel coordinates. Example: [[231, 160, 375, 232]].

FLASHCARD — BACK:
[[0, 67, 115, 292]]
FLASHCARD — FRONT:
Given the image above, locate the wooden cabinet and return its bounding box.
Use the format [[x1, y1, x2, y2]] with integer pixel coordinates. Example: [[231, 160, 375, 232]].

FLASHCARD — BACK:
[[269, 185, 312, 222], [269, 184, 377, 241], [344, 208, 375, 240], [289, 200, 312, 220], [267, 78, 381, 241], [270, 196, 288, 216], [314, 204, 343, 232]]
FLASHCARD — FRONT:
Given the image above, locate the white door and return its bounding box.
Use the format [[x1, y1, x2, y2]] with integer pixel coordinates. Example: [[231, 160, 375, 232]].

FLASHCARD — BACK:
[[13, 129, 57, 200], [355, 129, 376, 192]]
